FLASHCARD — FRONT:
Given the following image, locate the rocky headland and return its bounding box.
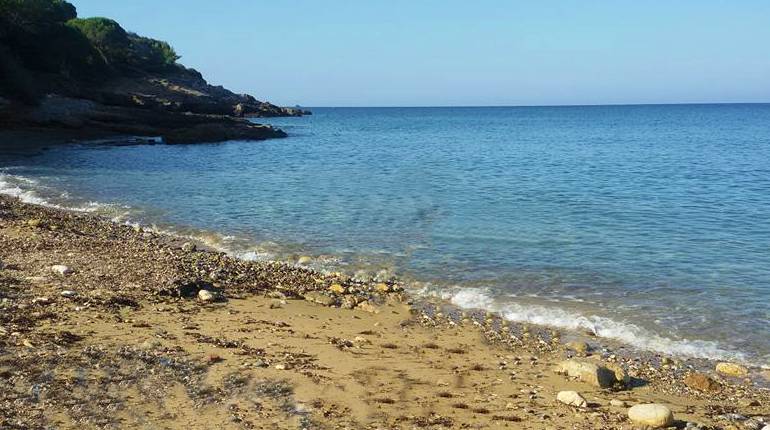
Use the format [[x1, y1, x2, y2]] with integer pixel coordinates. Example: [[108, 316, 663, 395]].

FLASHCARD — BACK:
[[0, 1, 308, 144]]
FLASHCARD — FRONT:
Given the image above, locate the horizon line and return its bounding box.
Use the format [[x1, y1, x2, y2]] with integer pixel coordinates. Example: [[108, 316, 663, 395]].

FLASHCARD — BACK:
[[289, 101, 770, 109]]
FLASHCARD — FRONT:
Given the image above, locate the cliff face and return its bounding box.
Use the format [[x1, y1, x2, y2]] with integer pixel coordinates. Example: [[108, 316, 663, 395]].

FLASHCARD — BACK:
[[0, 1, 307, 144]]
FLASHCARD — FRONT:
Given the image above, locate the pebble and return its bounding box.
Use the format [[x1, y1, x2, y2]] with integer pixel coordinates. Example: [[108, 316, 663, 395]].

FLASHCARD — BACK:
[[356, 301, 378, 313], [197, 289, 215, 302], [566, 341, 589, 353], [328, 283, 345, 294], [297, 256, 312, 265], [627, 404, 674, 428], [610, 399, 627, 407], [60, 290, 77, 298], [303, 291, 335, 306], [716, 362, 749, 377], [51, 265, 73, 275], [683, 372, 721, 392], [556, 391, 587, 408], [181, 242, 196, 252]]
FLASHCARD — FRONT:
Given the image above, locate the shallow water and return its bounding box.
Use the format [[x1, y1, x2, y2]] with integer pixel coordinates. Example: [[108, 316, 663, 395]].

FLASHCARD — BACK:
[[2, 105, 769, 365]]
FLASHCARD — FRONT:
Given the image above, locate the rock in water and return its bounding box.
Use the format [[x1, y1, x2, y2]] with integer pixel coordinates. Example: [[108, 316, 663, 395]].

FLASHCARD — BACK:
[[628, 404, 674, 428], [683, 372, 721, 392], [556, 391, 587, 408], [197, 289, 215, 302], [51, 265, 73, 275], [182, 242, 196, 252], [716, 362, 749, 377], [297, 256, 312, 265], [553, 360, 616, 388]]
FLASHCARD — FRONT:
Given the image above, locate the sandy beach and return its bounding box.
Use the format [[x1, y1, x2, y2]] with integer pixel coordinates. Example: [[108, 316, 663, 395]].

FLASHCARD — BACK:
[[0, 194, 768, 429]]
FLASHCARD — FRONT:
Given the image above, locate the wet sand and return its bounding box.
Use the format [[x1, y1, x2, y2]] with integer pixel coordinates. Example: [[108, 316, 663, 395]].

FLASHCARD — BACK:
[[1, 195, 768, 429]]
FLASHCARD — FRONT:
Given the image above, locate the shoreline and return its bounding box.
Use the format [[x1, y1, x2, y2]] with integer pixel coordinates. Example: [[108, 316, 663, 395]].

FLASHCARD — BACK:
[[1, 194, 768, 428], [0, 166, 763, 368]]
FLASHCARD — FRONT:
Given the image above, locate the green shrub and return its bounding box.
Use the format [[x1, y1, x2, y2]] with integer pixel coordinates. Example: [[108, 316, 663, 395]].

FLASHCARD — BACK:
[[127, 34, 180, 69], [67, 17, 130, 65]]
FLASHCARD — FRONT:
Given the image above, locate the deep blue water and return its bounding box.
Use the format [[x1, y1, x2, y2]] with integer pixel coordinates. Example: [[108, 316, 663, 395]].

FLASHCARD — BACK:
[[2, 104, 769, 364]]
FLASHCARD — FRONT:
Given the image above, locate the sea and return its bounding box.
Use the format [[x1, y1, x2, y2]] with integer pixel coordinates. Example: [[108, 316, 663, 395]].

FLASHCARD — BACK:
[[2, 104, 769, 366]]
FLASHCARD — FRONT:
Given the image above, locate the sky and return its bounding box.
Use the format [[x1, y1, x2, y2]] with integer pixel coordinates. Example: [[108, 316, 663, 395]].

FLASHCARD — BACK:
[[71, 1, 770, 107]]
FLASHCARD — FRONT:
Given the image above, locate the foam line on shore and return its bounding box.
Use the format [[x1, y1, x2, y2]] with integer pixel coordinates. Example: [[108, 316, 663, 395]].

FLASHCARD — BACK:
[[442, 287, 750, 364]]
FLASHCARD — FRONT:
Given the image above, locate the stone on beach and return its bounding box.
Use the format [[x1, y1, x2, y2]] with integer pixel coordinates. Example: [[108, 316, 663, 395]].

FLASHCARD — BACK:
[[566, 341, 590, 353], [356, 301, 379, 313], [182, 242, 197, 252], [716, 362, 748, 377], [51, 265, 72, 275], [553, 359, 617, 388], [627, 404, 674, 428], [556, 390, 587, 408], [197, 289, 216, 302], [328, 283, 345, 294], [297, 256, 312, 265], [304, 291, 335, 306], [683, 372, 721, 392], [605, 362, 630, 387]]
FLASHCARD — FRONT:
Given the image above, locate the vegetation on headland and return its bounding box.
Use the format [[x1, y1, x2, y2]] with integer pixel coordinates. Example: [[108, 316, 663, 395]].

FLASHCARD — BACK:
[[0, 0, 308, 143], [0, 0, 181, 102]]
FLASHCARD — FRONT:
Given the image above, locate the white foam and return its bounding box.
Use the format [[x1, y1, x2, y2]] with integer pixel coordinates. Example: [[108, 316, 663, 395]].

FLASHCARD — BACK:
[[0, 172, 109, 213], [444, 287, 749, 364]]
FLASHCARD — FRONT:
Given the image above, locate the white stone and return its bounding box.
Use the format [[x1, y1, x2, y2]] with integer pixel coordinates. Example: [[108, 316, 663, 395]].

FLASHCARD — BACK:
[[51, 265, 72, 275], [610, 399, 627, 407], [553, 359, 616, 388], [197, 289, 215, 302], [628, 404, 674, 428], [60, 290, 77, 298], [556, 390, 587, 408]]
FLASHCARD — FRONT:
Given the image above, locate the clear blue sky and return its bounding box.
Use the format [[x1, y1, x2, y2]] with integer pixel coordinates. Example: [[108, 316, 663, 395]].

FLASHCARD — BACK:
[[72, 1, 770, 107]]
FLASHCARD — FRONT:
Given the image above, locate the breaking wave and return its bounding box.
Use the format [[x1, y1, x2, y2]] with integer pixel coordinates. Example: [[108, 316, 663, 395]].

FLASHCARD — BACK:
[[442, 287, 750, 364]]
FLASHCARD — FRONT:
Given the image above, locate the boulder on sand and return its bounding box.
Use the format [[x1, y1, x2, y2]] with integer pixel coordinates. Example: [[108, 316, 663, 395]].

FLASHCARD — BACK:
[[553, 359, 617, 388], [627, 404, 674, 428], [556, 391, 587, 408], [683, 372, 721, 392], [715, 362, 748, 377]]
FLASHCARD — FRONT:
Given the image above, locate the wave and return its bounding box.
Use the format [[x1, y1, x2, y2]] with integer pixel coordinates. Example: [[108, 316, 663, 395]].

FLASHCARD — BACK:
[[440, 287, 750, 364]]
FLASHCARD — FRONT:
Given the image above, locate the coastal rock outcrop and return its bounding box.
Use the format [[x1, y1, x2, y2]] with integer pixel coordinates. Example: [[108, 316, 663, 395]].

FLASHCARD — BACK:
[[0, 1, 305, 145], [627, 404, 674, 428]]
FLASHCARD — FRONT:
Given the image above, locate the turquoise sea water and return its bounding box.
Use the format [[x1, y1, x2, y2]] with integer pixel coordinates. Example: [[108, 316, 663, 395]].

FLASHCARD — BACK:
[[1, 105, 769, 365]]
